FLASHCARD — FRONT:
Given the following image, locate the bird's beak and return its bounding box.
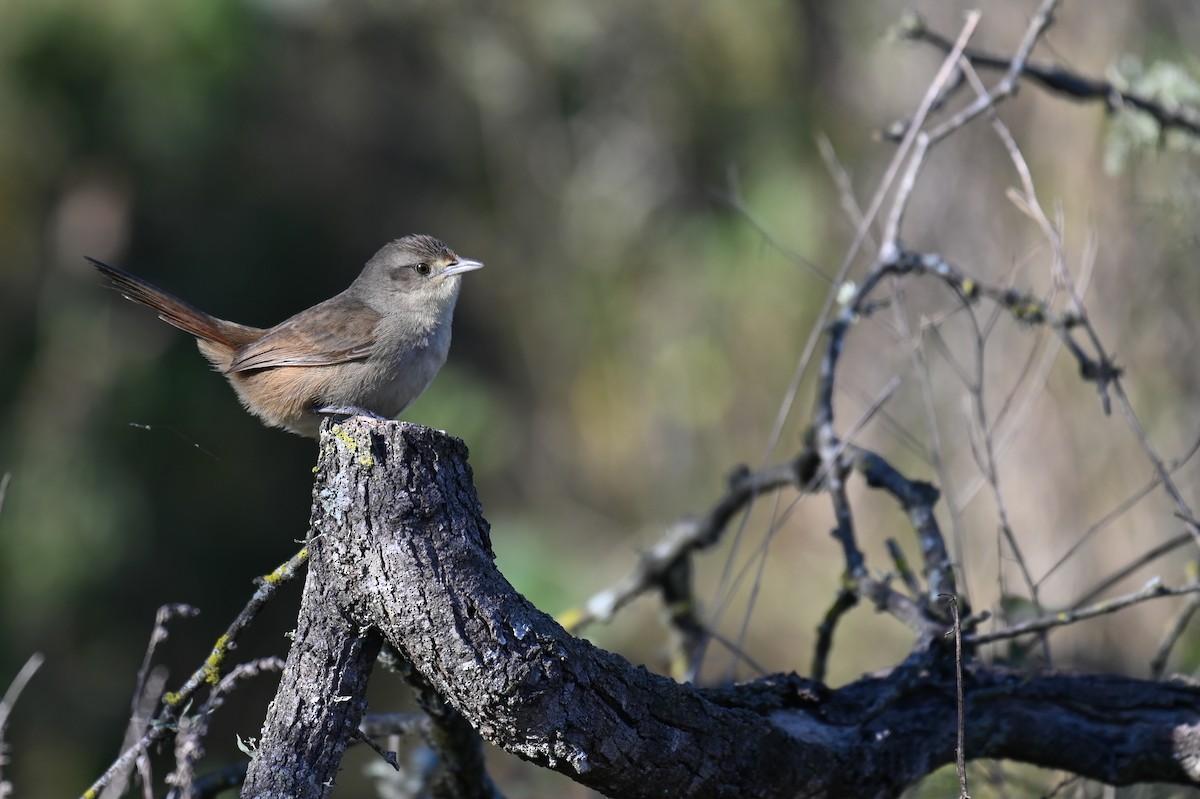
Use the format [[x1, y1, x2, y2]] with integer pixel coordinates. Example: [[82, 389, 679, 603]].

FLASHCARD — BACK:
[[441, 258, 484, 277]]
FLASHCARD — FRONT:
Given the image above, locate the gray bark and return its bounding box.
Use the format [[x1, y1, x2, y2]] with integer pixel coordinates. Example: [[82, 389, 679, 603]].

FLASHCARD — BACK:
[[241, 419, 1200, 799]]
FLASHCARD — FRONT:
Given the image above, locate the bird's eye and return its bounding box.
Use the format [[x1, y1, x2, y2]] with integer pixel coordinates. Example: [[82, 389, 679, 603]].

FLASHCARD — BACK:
[[414, 263, 432, 277]]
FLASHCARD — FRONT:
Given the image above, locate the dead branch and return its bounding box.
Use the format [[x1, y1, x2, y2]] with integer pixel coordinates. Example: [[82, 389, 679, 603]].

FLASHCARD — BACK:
[[242, 419, 1200, 799]]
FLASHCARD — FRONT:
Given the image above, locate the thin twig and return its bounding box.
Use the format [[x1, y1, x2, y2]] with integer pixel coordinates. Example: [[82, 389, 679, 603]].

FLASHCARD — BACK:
[[1040, 432, 1200, 591], [883, 0, 1061, 252], [919, 56, 1063, 650], [1110, 380, 1200, 546], [110, 603, 201, 798], [952, 274, 1047, 658], [0, 652, 43, 799], [757, 8, 983, 488], [897, 11, 1200, 138], [981, 25, 1200, 541], [101, 666, 168, 799], [879, 10, 983, 256], [887, 539, 922, 598], [840, 6, 1066, 657], [0, 474, 10, 520], [0, 654, 42, 746], [563, 456, 812, 633], [376, 646, 503, 799], [718, 189, 832, 284], [353, 728, 400, 772], [167, 657, 286, 799], [815, 133, 873, 251], [887, 276, 970, 595], [812, 590, 857, 682], [942, 595, 971, 799], [703, 627, 771, 680], [131, 605, 200, 716], [185, 764, 248, 799], [729, 375, 904, 677], [1150, 587, 1200, 679], [1072, 531, 1194, 610], [359, 712, 430, 738], [79, 547, 309, 799], [968, 578, 1200, 645], [709, 9, 989, 685]]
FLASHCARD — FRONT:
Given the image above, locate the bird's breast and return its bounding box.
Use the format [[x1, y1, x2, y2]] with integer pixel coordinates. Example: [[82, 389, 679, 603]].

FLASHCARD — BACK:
[[359, 317, 453, 417]]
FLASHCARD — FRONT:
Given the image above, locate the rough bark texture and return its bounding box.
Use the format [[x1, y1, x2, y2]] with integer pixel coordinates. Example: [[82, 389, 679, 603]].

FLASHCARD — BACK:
[[244, 419, 1200, 799], [241, 532, 382, 798]]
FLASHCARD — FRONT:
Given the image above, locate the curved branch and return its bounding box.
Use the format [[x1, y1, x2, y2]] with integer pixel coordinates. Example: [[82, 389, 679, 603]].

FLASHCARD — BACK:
[[248, 419, 1200, 799]]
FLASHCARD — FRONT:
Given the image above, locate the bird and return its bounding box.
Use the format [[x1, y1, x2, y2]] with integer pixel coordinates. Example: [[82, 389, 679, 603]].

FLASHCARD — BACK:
[[88, 234, 483, 437]]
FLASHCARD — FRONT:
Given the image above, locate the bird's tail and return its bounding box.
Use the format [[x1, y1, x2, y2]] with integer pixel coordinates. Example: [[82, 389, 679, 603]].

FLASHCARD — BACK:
[[87, 257, 259, 348]]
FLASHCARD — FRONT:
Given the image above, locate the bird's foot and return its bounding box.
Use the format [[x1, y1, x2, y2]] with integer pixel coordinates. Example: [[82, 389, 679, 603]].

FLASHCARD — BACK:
[[316, 405, 390, 423]]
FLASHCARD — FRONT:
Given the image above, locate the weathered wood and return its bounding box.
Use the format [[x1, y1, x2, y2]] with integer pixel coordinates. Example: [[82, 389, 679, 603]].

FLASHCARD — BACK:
[[243, 418, 1200, 799]]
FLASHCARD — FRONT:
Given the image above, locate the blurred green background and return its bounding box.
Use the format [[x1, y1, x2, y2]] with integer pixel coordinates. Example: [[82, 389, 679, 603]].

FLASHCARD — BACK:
[[2, 0, 1199, 796]]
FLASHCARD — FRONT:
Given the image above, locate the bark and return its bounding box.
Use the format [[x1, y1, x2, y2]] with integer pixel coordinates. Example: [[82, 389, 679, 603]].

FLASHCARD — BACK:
[[240, 515, 382, 798], [243, 419, 1200, 799]]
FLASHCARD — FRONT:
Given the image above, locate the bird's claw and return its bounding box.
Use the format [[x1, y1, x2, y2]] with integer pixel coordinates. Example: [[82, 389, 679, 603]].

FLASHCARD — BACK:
[[316, 405, 389, 422]]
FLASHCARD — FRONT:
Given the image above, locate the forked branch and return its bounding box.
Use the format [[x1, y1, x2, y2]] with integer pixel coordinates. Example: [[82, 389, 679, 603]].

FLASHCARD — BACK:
[[243, 419, 1200, 799]]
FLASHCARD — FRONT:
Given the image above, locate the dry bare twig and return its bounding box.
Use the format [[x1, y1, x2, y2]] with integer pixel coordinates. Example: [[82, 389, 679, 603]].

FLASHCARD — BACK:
[[167, 656, 286, 799], [0, 653, 43, 799], [893, 11, 1200, 139], [943, 595, 971, 799], [1151, 585, 1200, 680], [99, 605, 200, 799], [79, 548, 309, 799], [968, 577, 1200, 646]]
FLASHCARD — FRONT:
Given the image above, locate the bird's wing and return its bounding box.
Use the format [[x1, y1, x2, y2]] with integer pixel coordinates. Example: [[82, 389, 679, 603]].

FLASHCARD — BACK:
[[225, 303, 381, 372]]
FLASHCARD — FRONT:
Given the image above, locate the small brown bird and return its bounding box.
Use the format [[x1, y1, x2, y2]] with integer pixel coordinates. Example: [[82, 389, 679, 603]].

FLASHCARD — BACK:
[[88, 234, 483, 437]]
